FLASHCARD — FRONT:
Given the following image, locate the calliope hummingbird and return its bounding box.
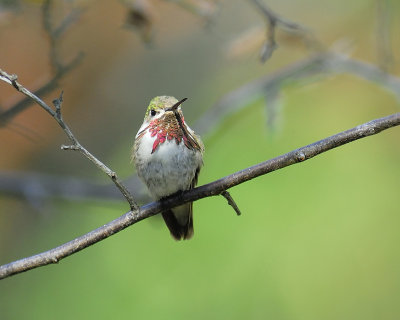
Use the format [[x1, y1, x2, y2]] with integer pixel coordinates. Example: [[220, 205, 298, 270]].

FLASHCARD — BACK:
[[132, 96, 204, 240]]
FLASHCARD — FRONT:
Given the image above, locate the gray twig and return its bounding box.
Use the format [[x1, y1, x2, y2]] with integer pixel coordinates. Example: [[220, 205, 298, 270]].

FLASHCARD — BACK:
[[0, 69, 139, 212], [0, 112, 399, 279], [249, 0, 322, 62], [53, 90, 63, 120], [221, 191, 241, 216]]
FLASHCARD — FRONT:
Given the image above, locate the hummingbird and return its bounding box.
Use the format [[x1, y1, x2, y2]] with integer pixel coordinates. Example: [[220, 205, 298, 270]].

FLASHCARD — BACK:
[[132, 96, 204, 240]]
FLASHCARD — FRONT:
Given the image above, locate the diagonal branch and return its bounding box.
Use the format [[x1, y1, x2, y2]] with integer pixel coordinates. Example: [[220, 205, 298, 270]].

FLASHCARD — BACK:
[[0, 112, 399, 279], [0, 69, 138, 211]]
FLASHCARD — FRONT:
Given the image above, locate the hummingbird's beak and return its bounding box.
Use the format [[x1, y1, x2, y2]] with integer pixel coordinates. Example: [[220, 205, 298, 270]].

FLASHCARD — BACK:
[[166, 97, 200, 151], [166, 98, 187, 112]]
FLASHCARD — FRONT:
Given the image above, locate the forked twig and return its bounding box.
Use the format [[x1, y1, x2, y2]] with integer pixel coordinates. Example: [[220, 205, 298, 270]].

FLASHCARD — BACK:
[[250, 0, 322, 62], [0, 69, 138, 211]]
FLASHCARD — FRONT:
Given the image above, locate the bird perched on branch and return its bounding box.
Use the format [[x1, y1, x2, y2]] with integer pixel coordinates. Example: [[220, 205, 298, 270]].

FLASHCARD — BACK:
[[133, 96, 204, 240]]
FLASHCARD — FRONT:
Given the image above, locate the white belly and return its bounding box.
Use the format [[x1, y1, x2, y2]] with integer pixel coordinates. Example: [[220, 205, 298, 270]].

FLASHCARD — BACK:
[[134, 130, 203, 199]]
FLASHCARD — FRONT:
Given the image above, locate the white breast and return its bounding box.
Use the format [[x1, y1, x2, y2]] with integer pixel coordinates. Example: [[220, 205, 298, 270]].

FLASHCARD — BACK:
[[134, 130, 203, 199]]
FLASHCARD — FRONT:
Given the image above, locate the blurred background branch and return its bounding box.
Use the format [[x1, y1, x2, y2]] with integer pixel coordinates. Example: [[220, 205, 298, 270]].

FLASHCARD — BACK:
[[249, 0, 323, 62], [0, 54, 83, 127], [124, 0, 219, 43], [193, 52, 400, 134], [165, 0, 219, 24], [0, 0, 83, 128], [375, 0, 394, 72]]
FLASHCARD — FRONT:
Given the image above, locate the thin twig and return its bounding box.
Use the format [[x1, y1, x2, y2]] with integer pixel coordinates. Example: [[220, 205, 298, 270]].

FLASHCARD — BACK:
[[0, 112, 399, 279], [249, 0, 322, 62], [221, 191, 241, 216], [0, 69, 139, 211]]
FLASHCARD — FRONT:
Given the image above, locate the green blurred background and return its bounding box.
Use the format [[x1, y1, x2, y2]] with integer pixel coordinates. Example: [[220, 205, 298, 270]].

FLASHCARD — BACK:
[[0, 0, 399, 319]]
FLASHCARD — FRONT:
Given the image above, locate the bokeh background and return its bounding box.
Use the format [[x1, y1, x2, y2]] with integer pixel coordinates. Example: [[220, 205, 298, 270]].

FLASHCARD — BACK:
[[0, 0, 400, 319]]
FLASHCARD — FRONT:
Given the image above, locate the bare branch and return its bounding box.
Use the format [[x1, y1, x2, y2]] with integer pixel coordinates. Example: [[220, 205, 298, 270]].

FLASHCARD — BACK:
[[42, 0, 84, 72], [0, 171, 149, 204], [194, 52, 400, 135], [0, 53, 83, 127], [0, 69, 138, 211], [0, 112, 399, 279], [53, 5, 83, 38], [124, 0, 219, 43], [221, 191, 241, 216], [0, 1, 83, 127], [249, 0, 322, 62]]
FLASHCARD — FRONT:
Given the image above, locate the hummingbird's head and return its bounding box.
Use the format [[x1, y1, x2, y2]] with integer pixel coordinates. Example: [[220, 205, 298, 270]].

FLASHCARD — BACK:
[[135, 95, 202, 153], [143, 96, 187, 124]]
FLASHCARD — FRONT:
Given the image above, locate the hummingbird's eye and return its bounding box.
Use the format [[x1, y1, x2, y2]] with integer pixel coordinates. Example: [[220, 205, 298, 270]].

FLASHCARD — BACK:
[[150, 109, 157, 117]]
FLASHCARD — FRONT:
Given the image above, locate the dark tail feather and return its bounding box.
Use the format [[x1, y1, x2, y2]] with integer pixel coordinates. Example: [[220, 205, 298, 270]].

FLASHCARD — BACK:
[[161, 205, 193, 240]]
